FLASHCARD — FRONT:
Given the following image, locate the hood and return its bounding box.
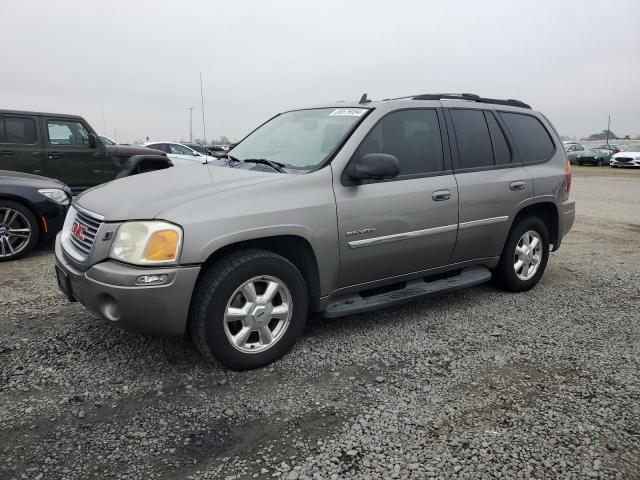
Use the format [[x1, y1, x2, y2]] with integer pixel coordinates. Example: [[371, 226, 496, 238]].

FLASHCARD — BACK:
[[106, 144, 165, 156], [0, 170, 69, 190], [75, 164, 283, 221]]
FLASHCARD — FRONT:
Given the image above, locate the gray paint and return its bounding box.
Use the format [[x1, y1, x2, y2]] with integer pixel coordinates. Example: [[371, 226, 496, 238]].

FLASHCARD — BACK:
[[57, 97, 575, 335]]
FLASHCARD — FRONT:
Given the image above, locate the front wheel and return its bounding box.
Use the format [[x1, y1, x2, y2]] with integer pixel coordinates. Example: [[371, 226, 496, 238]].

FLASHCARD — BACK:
[[494, 216, 549, 292], [0, 201, 39, 262], [189, 249, 308, 370]]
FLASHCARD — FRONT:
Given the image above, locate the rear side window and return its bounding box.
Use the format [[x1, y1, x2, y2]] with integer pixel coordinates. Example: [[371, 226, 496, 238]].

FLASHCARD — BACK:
[[0, 116, 37, 144], [355, 109, 444, 176], [485, 112, 511, 165], [499, 112, 555, 163], [450, 109, 494, 169], [47, 120, 90, 146]]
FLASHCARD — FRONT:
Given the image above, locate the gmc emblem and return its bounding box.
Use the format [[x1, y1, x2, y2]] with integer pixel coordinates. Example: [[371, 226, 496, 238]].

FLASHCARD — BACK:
[[71, 221, 88, 242]]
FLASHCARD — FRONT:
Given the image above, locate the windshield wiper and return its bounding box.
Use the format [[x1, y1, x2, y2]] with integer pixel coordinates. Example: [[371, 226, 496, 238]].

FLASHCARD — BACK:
[[242, 158, 287, 173]]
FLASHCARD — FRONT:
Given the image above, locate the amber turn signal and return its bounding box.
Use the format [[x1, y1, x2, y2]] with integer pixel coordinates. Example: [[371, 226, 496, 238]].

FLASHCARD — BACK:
[[144, 230, 180, 261]]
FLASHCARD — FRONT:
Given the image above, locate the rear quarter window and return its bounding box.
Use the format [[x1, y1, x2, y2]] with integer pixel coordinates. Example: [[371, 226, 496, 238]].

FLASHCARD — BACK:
[[1, 116, 37, 144], [499, 112, 555, 163]]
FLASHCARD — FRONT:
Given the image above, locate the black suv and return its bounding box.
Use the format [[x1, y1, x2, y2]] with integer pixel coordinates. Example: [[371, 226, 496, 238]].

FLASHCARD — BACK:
[[0, 110, 171, 194]]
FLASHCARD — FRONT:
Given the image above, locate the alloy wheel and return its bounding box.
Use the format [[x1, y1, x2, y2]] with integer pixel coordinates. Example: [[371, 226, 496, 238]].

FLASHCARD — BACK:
[[513, 230, 542, 281], [0, 207, 32, 258], [223, 275, 293, 354]]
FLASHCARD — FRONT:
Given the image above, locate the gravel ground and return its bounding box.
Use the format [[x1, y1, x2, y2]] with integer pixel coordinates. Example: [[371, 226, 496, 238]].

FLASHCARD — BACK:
[[1, 166, 639, 480]]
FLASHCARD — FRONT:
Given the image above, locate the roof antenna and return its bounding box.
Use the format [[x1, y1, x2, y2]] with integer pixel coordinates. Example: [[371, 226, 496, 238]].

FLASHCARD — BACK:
[[359, 93, 371, 104]]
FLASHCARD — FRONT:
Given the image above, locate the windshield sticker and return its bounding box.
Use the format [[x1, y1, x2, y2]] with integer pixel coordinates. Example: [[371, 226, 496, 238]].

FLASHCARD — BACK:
[[329, 108, 367, 117]]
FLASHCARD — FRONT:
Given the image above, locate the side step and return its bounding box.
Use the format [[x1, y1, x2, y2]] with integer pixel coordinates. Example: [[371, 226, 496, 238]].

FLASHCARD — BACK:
[[323, 266, 492, 318]]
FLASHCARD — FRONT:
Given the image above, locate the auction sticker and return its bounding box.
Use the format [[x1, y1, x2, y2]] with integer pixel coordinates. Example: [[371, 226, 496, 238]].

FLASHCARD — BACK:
[[329, 108, 367, 117]]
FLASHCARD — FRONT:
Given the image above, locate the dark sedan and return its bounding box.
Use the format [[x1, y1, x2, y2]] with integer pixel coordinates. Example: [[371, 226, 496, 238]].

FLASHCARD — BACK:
[[0, 170, 71, 261]]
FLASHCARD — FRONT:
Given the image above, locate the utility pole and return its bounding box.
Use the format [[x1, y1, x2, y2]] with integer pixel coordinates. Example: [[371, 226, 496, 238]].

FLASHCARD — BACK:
[[200, 73, 207, 147], [188, 107, 195, 143], [606, 115, 611, 146]]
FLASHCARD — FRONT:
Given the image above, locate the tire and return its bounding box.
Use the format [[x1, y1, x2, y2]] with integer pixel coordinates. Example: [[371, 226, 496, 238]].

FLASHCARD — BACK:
[[597, 159, 604, 167], [494, 216, 549, 292], [0, 200, 39, 262], [577, 160, 582, 166], [189, 249, 308, 370]]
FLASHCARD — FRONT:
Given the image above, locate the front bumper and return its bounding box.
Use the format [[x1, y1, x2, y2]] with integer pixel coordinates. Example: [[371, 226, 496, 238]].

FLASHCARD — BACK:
[[55, 235, 200, 336], [555, 198, 575, 251], [610, 158, 640, 167]]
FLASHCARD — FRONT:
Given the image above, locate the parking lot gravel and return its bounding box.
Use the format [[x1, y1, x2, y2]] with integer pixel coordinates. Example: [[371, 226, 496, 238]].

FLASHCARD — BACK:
[[1, 166, 639, 480]]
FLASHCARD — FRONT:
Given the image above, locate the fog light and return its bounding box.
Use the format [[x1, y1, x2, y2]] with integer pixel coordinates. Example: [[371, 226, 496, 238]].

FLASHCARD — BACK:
[[135, 274, 168, 286]]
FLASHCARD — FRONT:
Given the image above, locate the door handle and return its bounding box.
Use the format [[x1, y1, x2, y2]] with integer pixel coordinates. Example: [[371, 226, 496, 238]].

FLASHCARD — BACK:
[[432, 189, 451, 201], [32, 152, 41, 157], [92, 169, 103, 174], [48, 152, 62, 158], [0, 150, 14, 156], [509, 181, 526, 191]]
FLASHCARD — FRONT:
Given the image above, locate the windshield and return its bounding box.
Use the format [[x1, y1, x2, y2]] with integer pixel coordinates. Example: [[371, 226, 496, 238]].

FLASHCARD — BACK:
[[623, 144, 640, 152], [228, 107, 369, 170]]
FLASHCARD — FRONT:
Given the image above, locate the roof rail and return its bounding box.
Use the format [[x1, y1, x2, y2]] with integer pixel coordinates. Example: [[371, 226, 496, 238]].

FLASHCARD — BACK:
[[409, 93, 531, 109]]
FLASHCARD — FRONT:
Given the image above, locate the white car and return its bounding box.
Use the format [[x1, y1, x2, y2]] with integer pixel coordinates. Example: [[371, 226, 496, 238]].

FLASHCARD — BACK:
[[610, 144, 640, 168], [143, 142, 219, 166]]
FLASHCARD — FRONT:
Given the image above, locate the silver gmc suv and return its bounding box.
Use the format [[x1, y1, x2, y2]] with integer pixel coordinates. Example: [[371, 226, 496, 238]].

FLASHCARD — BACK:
[[54, 93, 575, 370]]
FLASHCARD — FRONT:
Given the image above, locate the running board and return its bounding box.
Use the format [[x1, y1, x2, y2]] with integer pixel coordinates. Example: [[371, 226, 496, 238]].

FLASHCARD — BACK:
[[323, 266, 492, 318]]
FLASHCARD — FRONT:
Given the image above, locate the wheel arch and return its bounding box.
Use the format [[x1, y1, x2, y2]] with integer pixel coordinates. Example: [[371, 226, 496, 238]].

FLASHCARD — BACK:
[[0, 194, 43, 233], [197, 235, 322, 312], [510, 201, 559, 251]]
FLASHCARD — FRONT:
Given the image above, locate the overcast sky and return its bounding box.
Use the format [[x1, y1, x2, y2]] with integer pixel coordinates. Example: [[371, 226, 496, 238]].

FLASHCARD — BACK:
[[1, 0, 638, 143]]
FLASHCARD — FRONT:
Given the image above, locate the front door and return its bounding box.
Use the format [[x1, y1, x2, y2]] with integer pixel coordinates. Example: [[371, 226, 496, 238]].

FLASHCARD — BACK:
[[334, 108, 459, 288], [43, 117, 114, 191], [0, 114, 44, 175]]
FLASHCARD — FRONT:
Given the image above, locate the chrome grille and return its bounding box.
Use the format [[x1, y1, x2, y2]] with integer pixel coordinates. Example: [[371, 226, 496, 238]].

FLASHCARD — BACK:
[[69, 209, 102, 255]]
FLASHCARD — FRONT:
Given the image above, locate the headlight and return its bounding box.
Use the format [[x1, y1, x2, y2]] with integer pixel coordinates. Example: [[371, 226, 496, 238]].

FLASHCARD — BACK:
[[38, 188, 70, 205], [110, 221, 182, 265]]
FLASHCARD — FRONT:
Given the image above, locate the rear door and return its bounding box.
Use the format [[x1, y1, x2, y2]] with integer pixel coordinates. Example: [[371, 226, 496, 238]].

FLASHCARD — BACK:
[[0, 114, 44, 175], [334, 108, 459, 287], [43, 117, 114, 190], [445, 106, 532, 263]]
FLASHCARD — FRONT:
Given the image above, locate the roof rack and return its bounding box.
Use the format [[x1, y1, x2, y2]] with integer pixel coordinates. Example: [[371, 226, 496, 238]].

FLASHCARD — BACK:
[[408, 93, 531, 109]]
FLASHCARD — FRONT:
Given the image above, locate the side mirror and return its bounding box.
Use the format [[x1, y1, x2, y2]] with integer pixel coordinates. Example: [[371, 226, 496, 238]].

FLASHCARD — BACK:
[[88, 133, 98, 149], [192, 151, 201, 156], [348, 153, 400, 182]]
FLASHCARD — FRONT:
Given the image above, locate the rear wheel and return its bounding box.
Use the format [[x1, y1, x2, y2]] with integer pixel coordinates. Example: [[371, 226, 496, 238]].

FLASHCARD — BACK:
[[0, 201, 39, 262], [494, 216, 549, 292], [597, 158, 604, 166], [189, 249, 308, 370]]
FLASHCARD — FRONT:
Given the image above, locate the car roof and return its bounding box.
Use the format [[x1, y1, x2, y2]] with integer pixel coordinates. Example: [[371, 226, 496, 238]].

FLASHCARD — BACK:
[[0, 109, 86, 119], [300, 93, 533, 112]]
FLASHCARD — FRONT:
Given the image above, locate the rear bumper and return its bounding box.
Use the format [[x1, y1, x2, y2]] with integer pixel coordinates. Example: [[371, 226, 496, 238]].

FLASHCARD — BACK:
[[55, 235, 200, 336], [555, 198, 575, 251]]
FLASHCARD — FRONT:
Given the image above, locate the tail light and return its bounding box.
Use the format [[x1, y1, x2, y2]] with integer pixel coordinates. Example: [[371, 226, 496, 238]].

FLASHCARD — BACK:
[[565, 160, 572, 193]]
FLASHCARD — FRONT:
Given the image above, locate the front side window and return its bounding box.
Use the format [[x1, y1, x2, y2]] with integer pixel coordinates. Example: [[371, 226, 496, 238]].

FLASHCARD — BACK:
[[450, 109, 494, 169], [354, 109, 444, 176], [1, 116, 37, 144], [499, 112, 555, 163], [47, 120, 90, 146], [229, 108, 369, 170]]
